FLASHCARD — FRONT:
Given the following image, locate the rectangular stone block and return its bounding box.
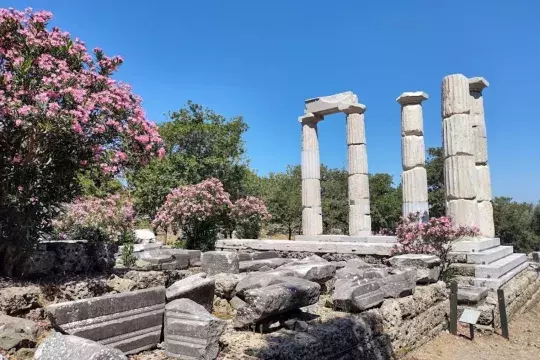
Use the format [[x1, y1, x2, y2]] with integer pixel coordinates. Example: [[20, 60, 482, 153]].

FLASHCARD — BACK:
[[401, 135, 425, 170], [302, 179, 321, 207], [346, 113, 366, 145], [201, 251, 239, 276], [301, 150, 320, 179], [446, 199, 478, 228], [347, 144, 368, 175], [442, 74, 470, 118], [301, 122, 319, 151], [476, 165, 492, 201], [302, 206, 323, 236], [402, 167, 428, 202], [165, 299, 226, 360], [477, 200, 495, 238], [305, 91, 358, 116], [443, 114, 473, 158], [444, 156, 477, 199], [401, 104, 424, 136], [469, 96, 485, 127], [46, 287, 165, 355], [472, 126, 488, 164], [348, 174, 369, 201], [349, 205, 371, 236]]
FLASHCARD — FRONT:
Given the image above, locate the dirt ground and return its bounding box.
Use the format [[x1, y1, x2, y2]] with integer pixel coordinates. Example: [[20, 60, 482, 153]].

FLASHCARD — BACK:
[[406, 295, 540, 360]]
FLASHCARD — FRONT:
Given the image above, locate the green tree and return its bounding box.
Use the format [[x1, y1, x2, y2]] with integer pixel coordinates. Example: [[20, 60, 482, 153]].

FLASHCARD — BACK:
[[129, 102, 252, 219], [426, 147, 445, 217], [321, 166, 348, 234], [370, 173, 402, 233], [77, 169, 124, 198], [492, 197, 540, 252], [259, 166, 302, 239]]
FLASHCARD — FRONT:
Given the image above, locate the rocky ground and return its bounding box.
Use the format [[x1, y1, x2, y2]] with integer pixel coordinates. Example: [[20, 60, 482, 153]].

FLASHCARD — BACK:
[[406, 287, 540, 360]]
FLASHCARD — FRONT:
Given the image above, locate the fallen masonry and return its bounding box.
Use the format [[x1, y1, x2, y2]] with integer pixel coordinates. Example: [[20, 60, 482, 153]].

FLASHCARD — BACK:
[[202, 251, 240, 275], [164, 298, 226, 360], [34, 332, 127, 360], [46, 286, 165, 354], [166, 273, 215, 311]]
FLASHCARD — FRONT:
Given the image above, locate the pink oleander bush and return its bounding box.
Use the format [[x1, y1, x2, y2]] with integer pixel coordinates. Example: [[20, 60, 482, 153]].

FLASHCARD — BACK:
[[230, 196, 271, 239], [153, 178, 232, 251], [394, 212, 479, 278], [0, 8, 163, 262], [54, 195, 135, 243]]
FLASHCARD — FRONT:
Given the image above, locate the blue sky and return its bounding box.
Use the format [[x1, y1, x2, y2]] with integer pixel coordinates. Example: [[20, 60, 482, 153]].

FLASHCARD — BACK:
[[3, 1, 540, 202]]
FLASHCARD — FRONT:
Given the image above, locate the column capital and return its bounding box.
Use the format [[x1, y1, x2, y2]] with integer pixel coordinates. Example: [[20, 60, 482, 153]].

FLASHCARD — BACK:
[[339, 103, 366, 115], [469, 77, 489, 92], [298, 112, 323, 124], [396, 91, 429, 106]]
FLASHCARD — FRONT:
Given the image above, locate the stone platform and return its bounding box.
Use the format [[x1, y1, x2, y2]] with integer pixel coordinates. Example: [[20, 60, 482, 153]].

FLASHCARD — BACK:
[[216, 237, 397, 257], [449, 238, 528, 290]]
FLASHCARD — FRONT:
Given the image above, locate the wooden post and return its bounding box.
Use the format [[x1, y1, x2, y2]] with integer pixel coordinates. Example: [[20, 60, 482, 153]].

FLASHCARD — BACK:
[[469, 324, 475, 340], [497, 288, 509, 339], [450, 282, 458, 335]]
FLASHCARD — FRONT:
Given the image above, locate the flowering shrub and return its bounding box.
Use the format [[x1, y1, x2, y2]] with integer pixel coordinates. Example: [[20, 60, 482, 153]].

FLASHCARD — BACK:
[[230, 196, 271, 239], [54, 194, 135, 242], [394, 212, 479, 278], [153, 178, 232, 251], [0, 8, 163, 264]]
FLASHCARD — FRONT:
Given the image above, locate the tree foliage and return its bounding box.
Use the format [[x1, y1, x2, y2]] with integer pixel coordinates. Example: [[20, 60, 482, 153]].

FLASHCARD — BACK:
[[493, 197, 540, 252], [426, 147, 445, 217]]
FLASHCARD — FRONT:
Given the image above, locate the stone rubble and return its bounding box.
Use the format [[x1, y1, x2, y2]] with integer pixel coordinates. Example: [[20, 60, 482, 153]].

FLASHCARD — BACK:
[[34, 332, 127, 360], [166, 273, 215, 311]]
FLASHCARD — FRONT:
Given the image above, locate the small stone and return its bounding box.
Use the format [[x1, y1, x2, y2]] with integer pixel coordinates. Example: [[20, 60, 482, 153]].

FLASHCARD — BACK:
[[213, 273, 245, 300], [34, 332, 127, 360], [0, 286, 41, 315], [0, 314, 38, 350], [106, 275, 136, 293], [379, 268, 417, 298], [229, 296, 246, 310]]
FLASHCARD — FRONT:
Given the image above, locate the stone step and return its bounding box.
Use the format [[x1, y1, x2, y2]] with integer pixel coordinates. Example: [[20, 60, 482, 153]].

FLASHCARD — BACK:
[[475, 253, 527, 279], [464, 246, 514, 265], [473, 261, 529, 290], [452, 238, 500, 252], [295, 235, 397, 243]]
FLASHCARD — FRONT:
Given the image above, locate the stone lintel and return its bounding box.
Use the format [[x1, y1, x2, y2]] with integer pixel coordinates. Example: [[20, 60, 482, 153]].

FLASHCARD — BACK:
[[469, 77, 489, 92], [339, 103, 366, 114], [396, 91, 429, 106], [304, 91, 358, 116], [298, 112, 323, 124]]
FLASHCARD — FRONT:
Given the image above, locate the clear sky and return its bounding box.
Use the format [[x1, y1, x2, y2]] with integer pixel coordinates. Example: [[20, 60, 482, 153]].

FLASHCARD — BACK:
[[3, 1, 539, 202]]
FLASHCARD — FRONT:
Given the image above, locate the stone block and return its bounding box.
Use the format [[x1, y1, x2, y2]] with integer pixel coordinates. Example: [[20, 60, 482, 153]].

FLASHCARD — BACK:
[[305, 91, 358, 116], [402, 167, 428, 202], [134, 229, 156, 244], [457, 286, 488, 304], [401, 135, 425, 170], [234, 277, 320, 327], [301, 120, 319, 151], [302, 179, 321, 207], [442, 74, 470, 117], [349, 205, 371, 236], [348, 174, 370, 201], [346, 112, 366, 145], [446, 199, 478, 228], [213, 273, 245, 299], [202, 251, 239, 276], [34, 332, 127, 360], [276, 255, 336, 283], [240, 258, 291, 272], [388, 254, 441, 284], [478, 200, 495, 237], [472, 126, 488, 164], [250, 251, 279, 260], [333, 279, 384, 312], [166, 273, 215, 311], [302, 206, 323, 236], [46, 287, 165, 354], [444, 156, 477, 200], [397, 91, 429, 106], [476, 165, 492, 201], [443, 114, 473, 157], [347, 144, 368, 175], [235, 269, 298, 298], [400, 104, 424, 136], [379, 269, 416, 298], [0, 314, 38, 350], [301, 150, 320, 179], [164, 299, 226, 360]]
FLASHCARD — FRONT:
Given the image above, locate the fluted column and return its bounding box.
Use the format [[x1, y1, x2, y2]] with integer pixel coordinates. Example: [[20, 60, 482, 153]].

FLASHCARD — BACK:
[[469, 77, 494, 237], [442, 74, 479, 228], [397, 92, 429, 221], [299, 113, 323, 235], [341, 103, 371, 236]]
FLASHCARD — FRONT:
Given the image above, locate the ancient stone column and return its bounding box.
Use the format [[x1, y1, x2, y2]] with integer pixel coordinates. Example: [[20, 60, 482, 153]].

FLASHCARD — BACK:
[[299, 113, 323, 235], [442, 74, 479, 228], [397, 92, 429, 221], [341, 103, 371, 236], [469, 77, 494, 237]]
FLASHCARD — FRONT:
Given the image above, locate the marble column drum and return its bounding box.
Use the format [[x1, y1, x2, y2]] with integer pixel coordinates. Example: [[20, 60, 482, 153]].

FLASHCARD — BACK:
[[343, 103, 371, 236], [441, 74, 479, 228], [469, 77, 494, 237], [397, 92, 429, 222], [299, 113, 323, 235]]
